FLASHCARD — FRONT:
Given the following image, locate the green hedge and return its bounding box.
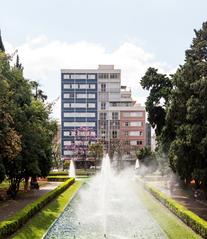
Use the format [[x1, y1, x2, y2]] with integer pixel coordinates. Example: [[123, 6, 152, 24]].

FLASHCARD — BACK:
[[145, 184, 207, 238], [47, 176, 70, 182], [49, 171, 68, 176], [0, 178, 75, 239]]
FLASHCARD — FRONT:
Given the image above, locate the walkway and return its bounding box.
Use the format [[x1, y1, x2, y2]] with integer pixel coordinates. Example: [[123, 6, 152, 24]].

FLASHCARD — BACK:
[[0, 182, 61, 221], [145, 175, 207, 221]]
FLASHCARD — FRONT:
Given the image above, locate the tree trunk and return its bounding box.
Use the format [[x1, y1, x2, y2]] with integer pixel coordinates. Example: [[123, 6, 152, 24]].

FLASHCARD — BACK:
[[24, 176, 29, 192]]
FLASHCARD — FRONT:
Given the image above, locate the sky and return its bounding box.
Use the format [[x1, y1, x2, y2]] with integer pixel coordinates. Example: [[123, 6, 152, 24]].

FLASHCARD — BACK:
[[1, 0, 207, 120]]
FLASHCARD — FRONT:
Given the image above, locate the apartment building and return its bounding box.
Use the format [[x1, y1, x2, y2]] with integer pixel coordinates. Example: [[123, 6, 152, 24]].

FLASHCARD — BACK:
[[61, 65, 146, 159]]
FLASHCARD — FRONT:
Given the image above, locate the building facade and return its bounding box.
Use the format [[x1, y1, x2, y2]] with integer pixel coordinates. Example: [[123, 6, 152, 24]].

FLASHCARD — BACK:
[[61, 65, 146, 159]]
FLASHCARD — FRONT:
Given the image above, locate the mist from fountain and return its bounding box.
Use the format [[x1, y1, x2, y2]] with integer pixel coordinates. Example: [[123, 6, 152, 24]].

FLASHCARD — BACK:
[[45, 154, 167, 239], [69, 159, 76, 178]]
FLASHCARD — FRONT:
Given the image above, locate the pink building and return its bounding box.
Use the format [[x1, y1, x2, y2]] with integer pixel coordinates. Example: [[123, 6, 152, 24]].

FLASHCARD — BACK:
[[120, 104, 146, 156]]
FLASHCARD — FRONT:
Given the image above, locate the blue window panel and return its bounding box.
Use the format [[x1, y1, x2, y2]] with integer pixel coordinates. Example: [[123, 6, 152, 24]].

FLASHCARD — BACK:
[[75, 108, 87, 113]]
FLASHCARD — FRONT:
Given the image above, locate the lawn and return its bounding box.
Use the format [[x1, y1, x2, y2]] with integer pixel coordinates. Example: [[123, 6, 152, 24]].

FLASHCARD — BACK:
[[11, 180, 84, 239], [0, 180, 48, 191], [136, 182, 201, 239]]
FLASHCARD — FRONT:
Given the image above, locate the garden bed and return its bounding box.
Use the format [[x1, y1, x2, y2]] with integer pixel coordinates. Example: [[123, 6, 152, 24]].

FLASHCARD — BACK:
[[0, 178, 75, 239], [145, 183, 207, 238]]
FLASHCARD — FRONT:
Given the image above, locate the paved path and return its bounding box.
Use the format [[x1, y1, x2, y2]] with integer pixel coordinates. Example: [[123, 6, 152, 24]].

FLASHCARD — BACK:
[[0, 182, 61, 221], [146, 176, 207, 221]]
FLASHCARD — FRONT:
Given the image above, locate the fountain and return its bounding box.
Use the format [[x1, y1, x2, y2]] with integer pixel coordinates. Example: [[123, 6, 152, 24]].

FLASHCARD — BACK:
[[69, 159, 76, 178], [135, 159, 140, 169], [45, 154, 167, 238]]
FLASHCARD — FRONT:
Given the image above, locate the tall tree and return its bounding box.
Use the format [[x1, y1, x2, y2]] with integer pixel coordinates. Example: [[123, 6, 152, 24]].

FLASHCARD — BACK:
[[140, 68, 172, 139], [0, 36, 57, 196], [168, 22, 207, 187]]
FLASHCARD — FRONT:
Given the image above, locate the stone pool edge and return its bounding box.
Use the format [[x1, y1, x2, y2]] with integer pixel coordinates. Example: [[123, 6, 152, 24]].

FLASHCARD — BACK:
[[41, 179, 85, 239]]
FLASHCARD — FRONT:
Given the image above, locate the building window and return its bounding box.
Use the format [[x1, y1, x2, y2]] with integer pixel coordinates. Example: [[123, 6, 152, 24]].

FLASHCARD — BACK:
[[87, 103, 96, 108], [124, 122, 129, 127], [88, 74, 96, 79], [88, 94, 96, 99], [101, 102, 106, 110], [63, 84, 73, 89], [70, 74, 87, 79], [112, 112, 119, 120], [137, 141, 142, 145], [64, 93, 74, 99], [64, 103, 71, 108], [129, 131, 140, 136], [100, 112, 107, 120], [112, 130, 118, 138], [101, 83, 106, 92], [130, 121, 142, 127], [99, 73, 109, 79], [76, 93, 86, 99], [123, 112, 130, 117], [125, 131, 129, 136], [89, 84, 96, 89], [63, 74, 70, 79], [110, 73, 120, 79]]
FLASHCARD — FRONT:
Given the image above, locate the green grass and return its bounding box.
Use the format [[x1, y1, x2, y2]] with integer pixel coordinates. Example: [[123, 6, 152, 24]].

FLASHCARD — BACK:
[[12, 180, 84, 239], [0, 180, 48, 190], [136, 183, 201, 239]]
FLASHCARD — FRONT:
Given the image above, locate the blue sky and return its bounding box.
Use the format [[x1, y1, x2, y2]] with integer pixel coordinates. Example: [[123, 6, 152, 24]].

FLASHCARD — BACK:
[[1, 0, 207, 119]]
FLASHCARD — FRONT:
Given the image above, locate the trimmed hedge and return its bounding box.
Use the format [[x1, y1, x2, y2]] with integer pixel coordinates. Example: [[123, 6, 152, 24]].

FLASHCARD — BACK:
[[47, 176, 70, 182], [145, 184, 207, 239], [0, 178, 75, 239], [49, 171, 68, 176]]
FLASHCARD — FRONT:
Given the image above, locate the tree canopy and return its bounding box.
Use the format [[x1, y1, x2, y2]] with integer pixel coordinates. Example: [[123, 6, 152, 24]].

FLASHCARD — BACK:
[[141, 21, 207, 188], [0, 36, 57, 197]]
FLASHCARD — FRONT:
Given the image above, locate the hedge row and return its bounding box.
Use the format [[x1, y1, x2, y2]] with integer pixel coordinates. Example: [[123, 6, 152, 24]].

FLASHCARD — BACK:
[[49, 171, 68, 176], [145, 184, 207, 239], [47, 176, 70, 182], [0, 178, 75, 239]]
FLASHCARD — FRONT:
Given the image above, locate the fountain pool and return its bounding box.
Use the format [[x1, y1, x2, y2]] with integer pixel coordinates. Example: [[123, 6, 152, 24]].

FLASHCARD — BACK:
[[44, 155, 167, 239]]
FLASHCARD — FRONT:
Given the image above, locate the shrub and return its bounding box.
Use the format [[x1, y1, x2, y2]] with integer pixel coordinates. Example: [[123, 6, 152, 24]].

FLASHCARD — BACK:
[[47, 176, 70, 182], [49, 171, 68, 176], [0, 178, 75, 239], [145, 184, 207, 238]]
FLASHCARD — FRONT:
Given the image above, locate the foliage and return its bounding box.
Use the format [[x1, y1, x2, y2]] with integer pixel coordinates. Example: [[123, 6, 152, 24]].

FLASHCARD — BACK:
[[140, 67, 172, 138], [137, 183, 200, 239], [136, 147, 158, 173], [0, 178, 75, 239], [167, 22, 207, 186], [12, 180, 83, 239], [141, 21, 207, 189], [49, 171, 68, 176], [145, 183, 207, 238], [63, 160, 70, 171], [88, 142, 103, 170], [0, 36, 57, 196], [46, 176, 70, 181]]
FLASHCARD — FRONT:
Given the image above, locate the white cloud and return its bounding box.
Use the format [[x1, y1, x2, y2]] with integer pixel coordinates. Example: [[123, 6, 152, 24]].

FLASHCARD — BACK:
[[5, 36, 173, 121]]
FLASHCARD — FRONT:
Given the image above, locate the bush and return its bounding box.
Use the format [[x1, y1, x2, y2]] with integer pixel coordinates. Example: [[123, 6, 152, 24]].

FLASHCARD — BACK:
[[47, 176, 70, 182], [145, 184, 207, 238], [49, 171, 68, 176], [0, 178, 75, 239]]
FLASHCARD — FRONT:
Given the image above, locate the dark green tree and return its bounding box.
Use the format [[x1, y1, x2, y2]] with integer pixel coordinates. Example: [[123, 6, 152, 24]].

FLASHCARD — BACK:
[[168, 22, 207, 188], [0, 35, 57, 196], [140, 68, 172, 139]]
